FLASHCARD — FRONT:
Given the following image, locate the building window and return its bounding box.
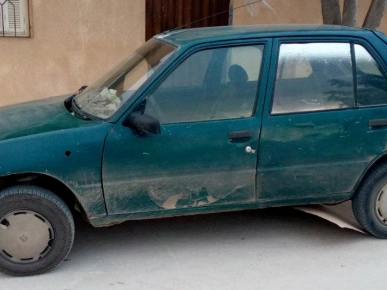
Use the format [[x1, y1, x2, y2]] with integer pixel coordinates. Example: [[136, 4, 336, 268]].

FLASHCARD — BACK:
[[0, 0, 30, 37]]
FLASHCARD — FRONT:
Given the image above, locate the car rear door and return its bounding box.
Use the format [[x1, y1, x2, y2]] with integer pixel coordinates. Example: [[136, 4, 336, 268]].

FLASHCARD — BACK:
[[257, 37, 387, 204]]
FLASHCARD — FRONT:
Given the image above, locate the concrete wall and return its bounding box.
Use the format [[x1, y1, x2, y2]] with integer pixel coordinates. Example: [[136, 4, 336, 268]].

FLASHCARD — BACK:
[[0, 0, 145, 107], [232, 0, 387, 34]]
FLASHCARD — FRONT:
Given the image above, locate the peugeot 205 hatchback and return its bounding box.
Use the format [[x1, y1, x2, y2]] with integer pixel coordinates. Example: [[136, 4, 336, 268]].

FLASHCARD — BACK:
[[1, 24, 387, 276]]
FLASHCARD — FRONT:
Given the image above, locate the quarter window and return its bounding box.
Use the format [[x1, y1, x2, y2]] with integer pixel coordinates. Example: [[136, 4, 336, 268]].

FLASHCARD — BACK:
[[355, 44, 387, 106], [272, 43, 354, 114], [144, 45, 264, 124]]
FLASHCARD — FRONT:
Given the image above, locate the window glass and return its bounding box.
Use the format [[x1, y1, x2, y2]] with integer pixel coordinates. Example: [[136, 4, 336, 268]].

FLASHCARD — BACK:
[[223, 46, 263, 82], [76, 39, 176, 119], [143, 45, 264, 124], [355, 44, 387, 106], [272, 43, 354, 114], [277, 56, 312, 79], [160, 50, 212, 88]]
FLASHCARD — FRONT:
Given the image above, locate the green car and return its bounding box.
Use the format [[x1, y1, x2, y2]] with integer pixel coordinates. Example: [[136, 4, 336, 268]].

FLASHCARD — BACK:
[[1, 24, 387, 276]]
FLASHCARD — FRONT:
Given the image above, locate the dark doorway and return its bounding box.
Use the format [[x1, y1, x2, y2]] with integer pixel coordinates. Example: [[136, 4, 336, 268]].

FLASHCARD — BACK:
[[146, 0, 231, 40]]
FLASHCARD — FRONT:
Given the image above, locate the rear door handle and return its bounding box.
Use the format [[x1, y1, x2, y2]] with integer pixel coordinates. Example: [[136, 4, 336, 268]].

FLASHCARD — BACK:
[[228, 130, 252, 140], [369, 119, 387, 128]]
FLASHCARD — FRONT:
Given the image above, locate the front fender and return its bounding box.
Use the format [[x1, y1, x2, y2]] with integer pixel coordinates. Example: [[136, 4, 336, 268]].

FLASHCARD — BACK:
[[0, 122, 114, 217]]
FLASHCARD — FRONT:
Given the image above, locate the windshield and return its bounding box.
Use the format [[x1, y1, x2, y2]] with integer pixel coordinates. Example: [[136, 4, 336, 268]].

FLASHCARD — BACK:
[[75, 39, 176, 119]]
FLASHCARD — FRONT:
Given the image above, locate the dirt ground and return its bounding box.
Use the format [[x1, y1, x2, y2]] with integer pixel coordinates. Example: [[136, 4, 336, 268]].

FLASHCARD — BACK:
[[1, 207, 386, 290]]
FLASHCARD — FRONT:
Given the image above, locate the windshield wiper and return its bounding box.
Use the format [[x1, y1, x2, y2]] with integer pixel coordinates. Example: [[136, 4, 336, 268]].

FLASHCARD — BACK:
[[74, 85, 88, 95], [71, 97, 92, 120], [65, 85, 88, 111], [64, 85, 92, 120]]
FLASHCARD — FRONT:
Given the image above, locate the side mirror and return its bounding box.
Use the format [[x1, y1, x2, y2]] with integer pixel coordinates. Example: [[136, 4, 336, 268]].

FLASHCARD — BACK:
[[123, 112, 161, 135]]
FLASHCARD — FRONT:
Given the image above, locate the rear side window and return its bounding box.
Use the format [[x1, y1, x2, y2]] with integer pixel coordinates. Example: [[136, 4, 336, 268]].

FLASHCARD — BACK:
[[272, 43, 354, 114], [355, 44, 387, 106]]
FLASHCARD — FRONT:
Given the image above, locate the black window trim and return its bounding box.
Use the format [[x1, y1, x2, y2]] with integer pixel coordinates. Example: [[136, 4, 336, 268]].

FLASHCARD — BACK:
[[269, 37, 387, 116], [137, 40, 268, 125], [352, 41, 387, 108], [270, 40, 355, 116]]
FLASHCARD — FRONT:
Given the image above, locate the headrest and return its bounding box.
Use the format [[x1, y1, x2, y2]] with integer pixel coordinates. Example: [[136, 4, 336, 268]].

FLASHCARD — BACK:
[[228, 64, 248, 83]]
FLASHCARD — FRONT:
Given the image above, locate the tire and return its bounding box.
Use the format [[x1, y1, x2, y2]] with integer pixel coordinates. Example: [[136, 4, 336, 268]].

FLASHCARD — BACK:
[[352, 163, 387, 238], [0, 185, 74, 276]]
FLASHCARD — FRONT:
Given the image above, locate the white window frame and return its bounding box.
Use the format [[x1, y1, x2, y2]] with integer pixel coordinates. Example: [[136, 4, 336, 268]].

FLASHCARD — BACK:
[[0, 0, 30, 37]]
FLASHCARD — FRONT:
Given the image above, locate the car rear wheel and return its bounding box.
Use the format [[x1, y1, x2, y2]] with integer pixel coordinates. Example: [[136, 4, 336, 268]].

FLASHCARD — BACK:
[[0, 186, 74, 276], [352, 164, 387, 238]]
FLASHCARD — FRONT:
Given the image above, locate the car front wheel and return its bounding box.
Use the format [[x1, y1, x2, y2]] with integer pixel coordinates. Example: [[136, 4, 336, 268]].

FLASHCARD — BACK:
[[0, 185, 74, 276], [353, 164, 387, 238]]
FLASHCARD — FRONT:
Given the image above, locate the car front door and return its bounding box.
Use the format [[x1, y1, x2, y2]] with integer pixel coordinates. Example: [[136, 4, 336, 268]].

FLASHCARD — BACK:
[[103, 40, 271, 215], [258, 38, 387, 203]]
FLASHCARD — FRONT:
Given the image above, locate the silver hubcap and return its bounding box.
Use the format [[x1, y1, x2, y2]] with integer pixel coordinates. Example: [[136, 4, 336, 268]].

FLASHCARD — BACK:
[[376, 184, 387, 224], [0, 210, 54, 263]]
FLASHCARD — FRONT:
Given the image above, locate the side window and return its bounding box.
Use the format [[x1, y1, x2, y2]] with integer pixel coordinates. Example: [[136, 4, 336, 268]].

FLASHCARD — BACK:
[[355, 44, 387, 106], [277, 55, 312, 79], [144, 45, 264, 124], [272, 43, 354, 114], [159, 50, 212, 88], [222, 46, 263, 83]]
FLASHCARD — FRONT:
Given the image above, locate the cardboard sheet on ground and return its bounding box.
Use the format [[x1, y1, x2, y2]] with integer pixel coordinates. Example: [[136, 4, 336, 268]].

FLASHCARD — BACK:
[[294, 201, 367, 234]]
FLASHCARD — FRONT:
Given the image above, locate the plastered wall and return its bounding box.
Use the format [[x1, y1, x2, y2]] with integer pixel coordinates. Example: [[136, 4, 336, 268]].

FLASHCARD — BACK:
[[0, 0, 145, 107], [232, 0, 387, 33]]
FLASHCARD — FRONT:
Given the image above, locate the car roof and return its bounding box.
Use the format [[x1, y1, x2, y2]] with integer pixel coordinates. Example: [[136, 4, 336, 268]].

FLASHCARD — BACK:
[[156, 24, 371, 46]]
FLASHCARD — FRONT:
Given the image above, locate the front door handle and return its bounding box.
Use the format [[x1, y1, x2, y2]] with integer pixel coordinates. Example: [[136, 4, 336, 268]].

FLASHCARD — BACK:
[[369, 119, 387, 128], [228, 130, 252, 140]]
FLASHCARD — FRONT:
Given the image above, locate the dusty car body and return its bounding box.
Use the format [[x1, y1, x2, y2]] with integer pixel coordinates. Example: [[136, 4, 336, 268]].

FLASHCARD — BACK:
[[1, 24, 387, 276]]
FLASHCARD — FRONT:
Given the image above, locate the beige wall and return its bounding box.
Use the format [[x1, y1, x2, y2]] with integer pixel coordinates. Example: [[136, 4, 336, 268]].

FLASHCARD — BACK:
[[232, 0, 387, 34], [0, 0, 145, 107]]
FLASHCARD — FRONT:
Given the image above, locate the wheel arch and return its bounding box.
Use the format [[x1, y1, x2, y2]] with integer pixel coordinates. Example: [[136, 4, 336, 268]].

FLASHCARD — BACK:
[[0, 172, 88, 220], [353, 154, 387, 196]]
